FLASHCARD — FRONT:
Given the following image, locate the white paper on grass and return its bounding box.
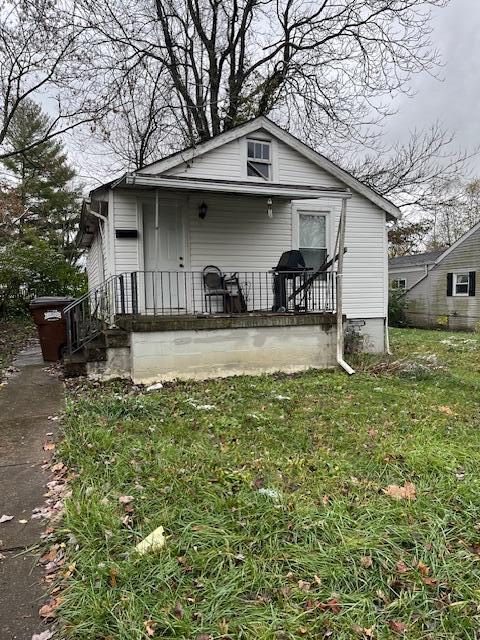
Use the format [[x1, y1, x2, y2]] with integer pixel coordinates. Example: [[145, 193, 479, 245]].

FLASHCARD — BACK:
[[135, 526, 165, 554]]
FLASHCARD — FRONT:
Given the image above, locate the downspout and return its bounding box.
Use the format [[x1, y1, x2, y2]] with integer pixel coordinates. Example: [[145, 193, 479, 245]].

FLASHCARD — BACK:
[[88, 208, 107, 244], [336, 197, 355, 375], [385, 318, 392, 355]]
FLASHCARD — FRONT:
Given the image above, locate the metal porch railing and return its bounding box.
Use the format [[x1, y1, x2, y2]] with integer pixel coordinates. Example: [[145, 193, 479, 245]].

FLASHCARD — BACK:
[[64, 270, 336, 354]]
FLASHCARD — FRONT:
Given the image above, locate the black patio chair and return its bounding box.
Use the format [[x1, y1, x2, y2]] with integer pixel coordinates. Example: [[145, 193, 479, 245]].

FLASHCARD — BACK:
[[202, 265, 231, 313], [202, 265, 248, 314]]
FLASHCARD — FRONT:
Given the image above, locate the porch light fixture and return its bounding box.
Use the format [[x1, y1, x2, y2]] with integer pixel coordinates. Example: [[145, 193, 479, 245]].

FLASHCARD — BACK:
[[198, 201, 208, 219], [267, 197, 273, 219]]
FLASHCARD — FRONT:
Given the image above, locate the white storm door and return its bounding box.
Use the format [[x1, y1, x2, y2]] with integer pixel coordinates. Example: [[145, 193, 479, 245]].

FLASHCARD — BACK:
[[143, 199, 186, 313]]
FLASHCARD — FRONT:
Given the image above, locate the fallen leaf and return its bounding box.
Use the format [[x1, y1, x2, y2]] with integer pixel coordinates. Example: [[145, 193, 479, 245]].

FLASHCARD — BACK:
[[43, 442, 55, 451], [422, 576, 438, 586], [144, 620, 156, 637], [383, 482, 416, 501], [417, 560, 429, 575], [318, 598, 341, 614], [322, 495, 330, 506], [119, 495, 134, 504], [195, 635, 211, 640], [297, 580, 311, 592], [351, 624, 374, 637], [173, 601, 184, 619], [389, 620, 407, 634], [360, 555, 373, 568], [18, 519, 28, 524], [109, 567, 118, 588], [0, 514, 14, 523], [38, 597, 62, 619], [40, 546, 59, 564], [439, 405, 453, 415], [396, 560, 408, 574]]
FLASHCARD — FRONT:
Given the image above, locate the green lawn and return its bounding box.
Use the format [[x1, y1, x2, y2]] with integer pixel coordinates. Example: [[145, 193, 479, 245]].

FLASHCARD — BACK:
[[57, 328, 480, 639]]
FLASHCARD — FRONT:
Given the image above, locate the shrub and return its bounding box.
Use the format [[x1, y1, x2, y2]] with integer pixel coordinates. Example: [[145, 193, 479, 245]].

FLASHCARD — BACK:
[[388, 288, 407, 327]]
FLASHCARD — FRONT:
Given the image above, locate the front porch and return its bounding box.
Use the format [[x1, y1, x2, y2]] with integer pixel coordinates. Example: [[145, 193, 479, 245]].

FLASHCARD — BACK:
[[63, 269, 342, 382]]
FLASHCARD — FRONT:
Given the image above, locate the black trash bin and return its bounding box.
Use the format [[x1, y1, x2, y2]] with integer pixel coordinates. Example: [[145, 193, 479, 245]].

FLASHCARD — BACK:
[[29, 296, 74, 361]]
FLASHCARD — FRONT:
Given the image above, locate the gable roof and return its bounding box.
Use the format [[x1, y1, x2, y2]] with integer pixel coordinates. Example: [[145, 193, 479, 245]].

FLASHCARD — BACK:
[[389, 250, 444, 269], [430, 219, 480, 267], [136, 116, 400, 220]]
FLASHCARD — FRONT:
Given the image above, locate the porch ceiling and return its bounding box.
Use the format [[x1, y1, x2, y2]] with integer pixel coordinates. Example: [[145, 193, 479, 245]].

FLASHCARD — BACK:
[[117, 173, 351, 200]]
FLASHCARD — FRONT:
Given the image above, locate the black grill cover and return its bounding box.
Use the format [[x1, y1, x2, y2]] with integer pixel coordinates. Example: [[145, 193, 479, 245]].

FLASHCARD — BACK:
[[275, 250, 306, 271]]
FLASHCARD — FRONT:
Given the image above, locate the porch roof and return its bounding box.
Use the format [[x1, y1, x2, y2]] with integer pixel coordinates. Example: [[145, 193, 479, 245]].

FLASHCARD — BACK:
[[114, 173, 352, 201]]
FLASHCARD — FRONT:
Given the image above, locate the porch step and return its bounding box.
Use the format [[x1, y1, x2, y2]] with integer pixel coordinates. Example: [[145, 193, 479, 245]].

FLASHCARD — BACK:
[[63, 352, 87, 377], [63, 329, 130, 378]]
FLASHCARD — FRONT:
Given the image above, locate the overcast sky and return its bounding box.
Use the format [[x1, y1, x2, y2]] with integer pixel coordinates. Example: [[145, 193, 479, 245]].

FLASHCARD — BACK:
[[385, 0, 480, 175], [69, 0, 480, 188]]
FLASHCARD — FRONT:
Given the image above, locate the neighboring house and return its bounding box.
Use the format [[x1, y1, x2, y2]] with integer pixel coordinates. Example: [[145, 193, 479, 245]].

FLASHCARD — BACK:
[[67, 116, 400, 382], [389, 250, 444, 291], [393, 221, 479, 331]]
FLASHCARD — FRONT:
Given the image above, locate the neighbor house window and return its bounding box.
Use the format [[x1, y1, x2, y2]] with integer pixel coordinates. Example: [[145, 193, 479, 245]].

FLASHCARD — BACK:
[[453, 273, 470, 296], [392, 278, 406, 290], [299, 212, 327, 271], [247, 139, 271, 180]]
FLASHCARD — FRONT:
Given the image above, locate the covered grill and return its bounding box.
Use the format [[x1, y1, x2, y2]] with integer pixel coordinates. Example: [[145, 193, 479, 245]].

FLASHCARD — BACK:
[[272, 250, 309, 311]]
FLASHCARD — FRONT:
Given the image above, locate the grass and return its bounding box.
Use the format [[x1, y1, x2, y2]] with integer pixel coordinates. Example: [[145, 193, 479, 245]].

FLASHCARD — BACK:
[[57, 328, 480, 639]]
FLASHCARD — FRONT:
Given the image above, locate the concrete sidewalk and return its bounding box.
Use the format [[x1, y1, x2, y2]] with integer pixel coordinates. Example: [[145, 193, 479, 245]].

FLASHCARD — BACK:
[[0, 343, 63, 640]]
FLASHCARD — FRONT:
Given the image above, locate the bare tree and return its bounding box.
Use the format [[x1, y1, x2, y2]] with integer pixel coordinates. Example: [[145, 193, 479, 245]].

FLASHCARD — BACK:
[[96, 60, 186, 169], [351, 124, 474, 214], [77, 0, 449, 153], [0, 1, 110, 160], [428, 178, 480, 247]]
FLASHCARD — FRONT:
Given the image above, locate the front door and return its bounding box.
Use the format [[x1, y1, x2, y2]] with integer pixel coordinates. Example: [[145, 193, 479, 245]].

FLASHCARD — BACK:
[[143, 199, 186, 313]]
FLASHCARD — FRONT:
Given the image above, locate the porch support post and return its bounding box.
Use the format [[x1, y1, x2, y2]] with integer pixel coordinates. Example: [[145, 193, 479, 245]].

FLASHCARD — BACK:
[[336, 197, 355, 375]]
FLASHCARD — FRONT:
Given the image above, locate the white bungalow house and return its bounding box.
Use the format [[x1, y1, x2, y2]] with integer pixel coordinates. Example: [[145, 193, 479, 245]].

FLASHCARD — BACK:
[[66, 117, 399, 382]]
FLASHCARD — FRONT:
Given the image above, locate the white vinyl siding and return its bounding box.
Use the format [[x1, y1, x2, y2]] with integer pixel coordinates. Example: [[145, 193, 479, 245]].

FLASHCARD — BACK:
[[188, 195, 292, 272], [113, 191, 141, 274], [86, 231, 103, 290], [163, 133, 343, 190], [111, 126, 389, 322]]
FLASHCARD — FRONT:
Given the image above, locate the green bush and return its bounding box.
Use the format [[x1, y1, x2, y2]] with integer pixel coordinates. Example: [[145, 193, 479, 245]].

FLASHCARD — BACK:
[[388, 287, 407, 327], [0, 234, 87, 318]]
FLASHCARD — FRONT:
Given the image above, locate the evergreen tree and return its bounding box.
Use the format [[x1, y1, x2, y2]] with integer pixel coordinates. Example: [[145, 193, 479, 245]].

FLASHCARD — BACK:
[[1, 100, 82, 264]]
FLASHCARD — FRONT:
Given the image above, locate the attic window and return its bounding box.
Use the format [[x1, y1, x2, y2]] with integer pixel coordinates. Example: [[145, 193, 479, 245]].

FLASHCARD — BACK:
[[247, 139, 271, 180]]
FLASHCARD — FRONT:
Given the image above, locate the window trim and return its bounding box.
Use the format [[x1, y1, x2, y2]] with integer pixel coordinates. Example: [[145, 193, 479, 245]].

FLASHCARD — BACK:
[[297, 210, 329, 271], [392, 278, 407, 290], [245, 137, 273, 182], [453, 272, 470, 297]]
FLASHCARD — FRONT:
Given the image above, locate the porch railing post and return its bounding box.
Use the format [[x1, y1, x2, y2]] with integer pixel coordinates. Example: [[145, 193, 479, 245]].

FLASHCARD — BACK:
[[131, 272, 138, 316]]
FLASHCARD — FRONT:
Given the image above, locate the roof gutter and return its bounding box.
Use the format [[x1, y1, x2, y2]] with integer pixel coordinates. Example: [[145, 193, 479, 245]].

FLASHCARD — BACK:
[[124, 173, 352, 200]]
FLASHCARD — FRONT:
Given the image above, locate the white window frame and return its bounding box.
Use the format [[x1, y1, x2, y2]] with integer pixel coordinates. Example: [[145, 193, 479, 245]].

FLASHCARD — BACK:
[[297, 210, 329, 271], [453, 272, 470, 297], [246, 138, 273, 182], [392, 278, 406, 290]]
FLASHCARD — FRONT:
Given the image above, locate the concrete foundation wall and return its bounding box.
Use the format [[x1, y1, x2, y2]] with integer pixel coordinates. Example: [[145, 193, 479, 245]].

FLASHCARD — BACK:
[[346, 317, 386, 353], [86, 347, 131, 380], [130, 323, 337, 383]]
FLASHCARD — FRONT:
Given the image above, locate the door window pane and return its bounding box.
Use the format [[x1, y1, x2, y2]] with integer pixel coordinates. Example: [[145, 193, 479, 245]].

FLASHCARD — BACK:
[[299, 213, 327, 271], [299, 214, 326, 248]]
